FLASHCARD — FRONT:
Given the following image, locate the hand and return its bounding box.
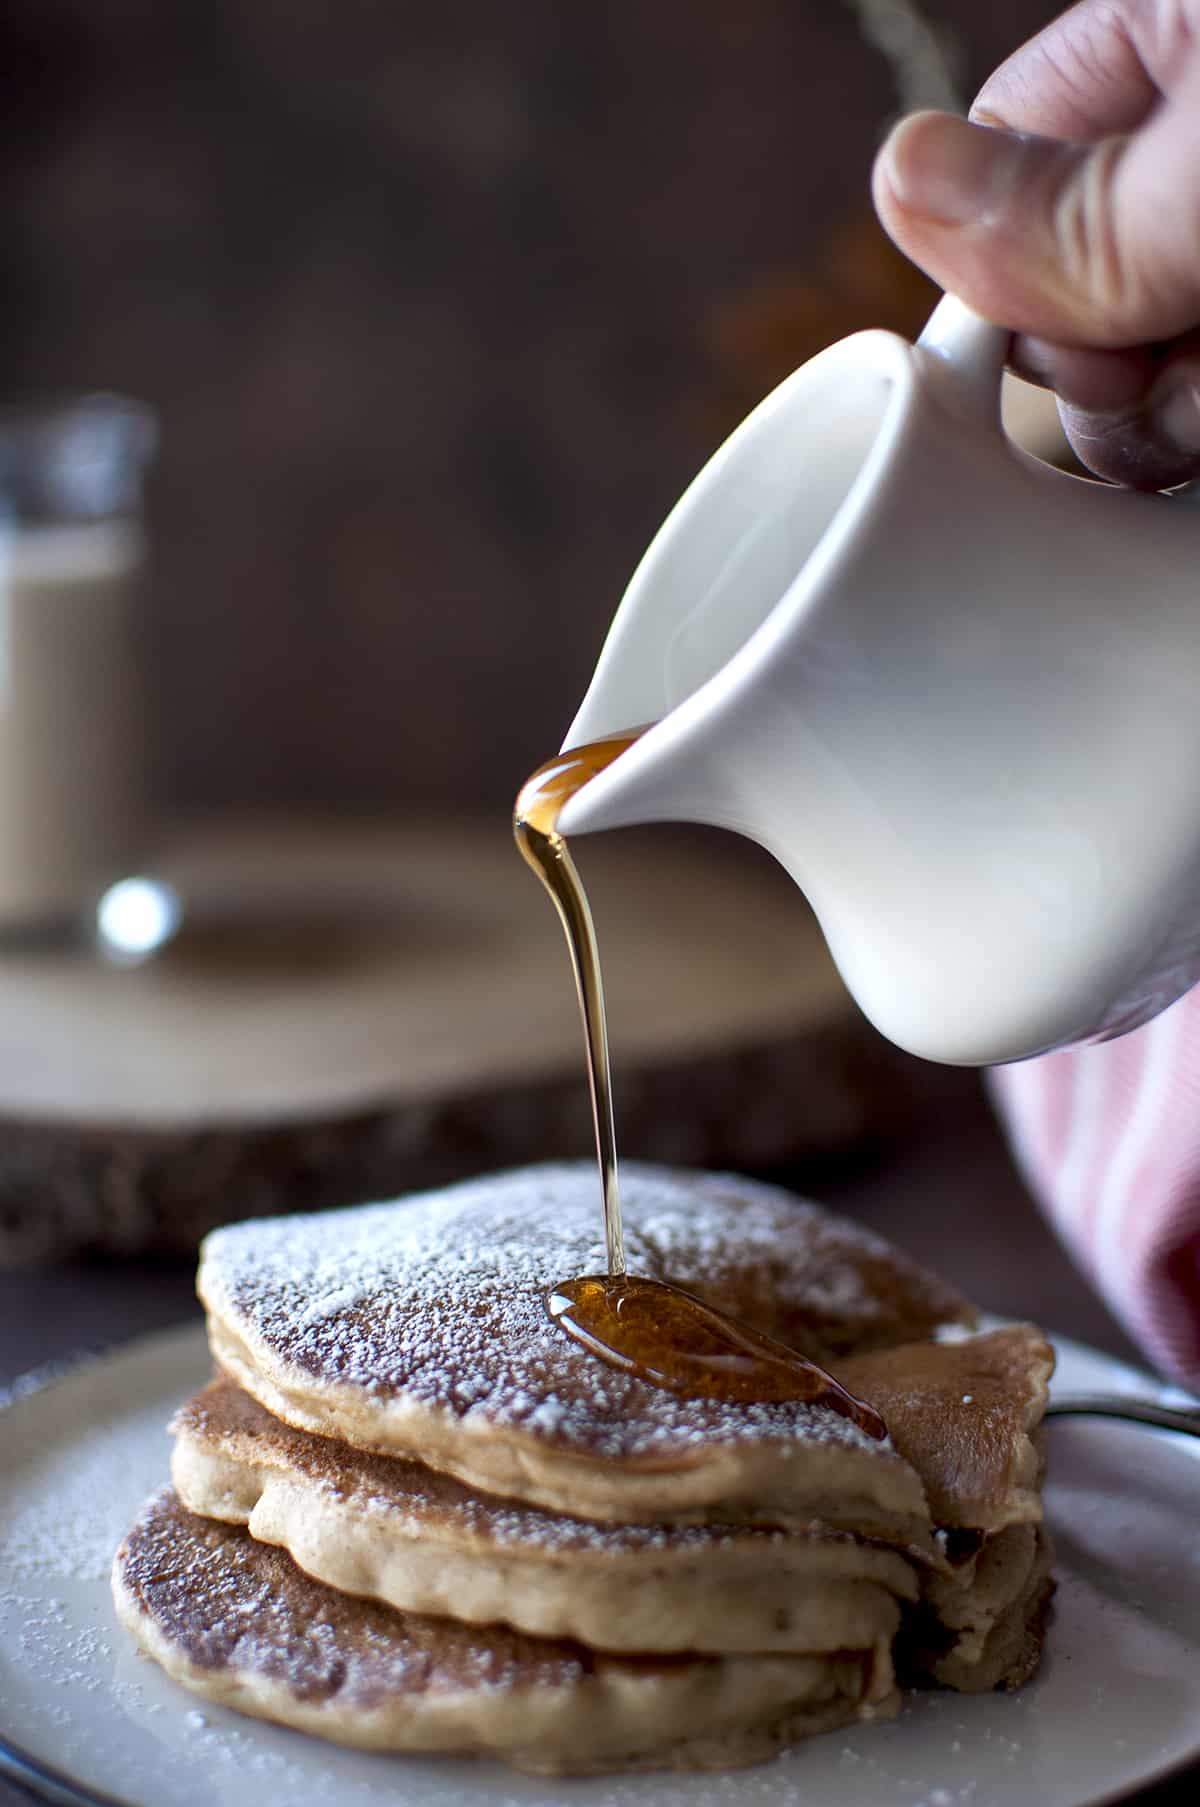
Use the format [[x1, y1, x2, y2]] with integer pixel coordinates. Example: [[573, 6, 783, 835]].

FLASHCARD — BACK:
[[872, 0, 1200, 489]]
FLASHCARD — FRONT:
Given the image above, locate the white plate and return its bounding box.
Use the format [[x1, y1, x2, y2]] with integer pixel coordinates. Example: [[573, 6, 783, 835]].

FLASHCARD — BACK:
[[1, 1323, 1198, 1807]]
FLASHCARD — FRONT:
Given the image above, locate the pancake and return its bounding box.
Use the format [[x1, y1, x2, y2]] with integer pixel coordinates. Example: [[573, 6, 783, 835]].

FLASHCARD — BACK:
[[171, 1374, 919, 1654], [198, 1162, 972, 1528], [903, 1522, 1055, 1692], [115, 1166, 1056, 1770], [838, 1327, 1056, 1690], [113, 1490, 899, 1775], [837, 1326, 1055, 1532]]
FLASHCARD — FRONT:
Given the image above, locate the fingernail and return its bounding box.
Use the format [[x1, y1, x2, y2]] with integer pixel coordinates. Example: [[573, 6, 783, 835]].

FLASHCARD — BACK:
[[879, 112, 1025, 227], [1155, 376, 1200, 454]]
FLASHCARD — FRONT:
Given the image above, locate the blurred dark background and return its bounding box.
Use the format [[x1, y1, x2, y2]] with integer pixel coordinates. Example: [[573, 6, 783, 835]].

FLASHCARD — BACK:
[[0, 0, 1059, 819]]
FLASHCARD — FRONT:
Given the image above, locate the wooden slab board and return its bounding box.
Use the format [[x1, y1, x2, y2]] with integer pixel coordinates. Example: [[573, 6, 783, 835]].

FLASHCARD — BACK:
[[0, 817, 928, 1259]]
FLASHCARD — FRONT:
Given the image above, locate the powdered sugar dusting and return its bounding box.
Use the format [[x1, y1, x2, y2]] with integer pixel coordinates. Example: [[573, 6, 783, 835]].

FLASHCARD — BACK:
[[182, 1379, 847, 1558], [118, 1490, 602, 1699], [200, 1163, 969, 1461]]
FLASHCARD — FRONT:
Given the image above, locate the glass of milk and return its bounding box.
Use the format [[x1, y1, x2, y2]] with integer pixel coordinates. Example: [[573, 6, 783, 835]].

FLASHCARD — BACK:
[[0, 395, 164, 948]]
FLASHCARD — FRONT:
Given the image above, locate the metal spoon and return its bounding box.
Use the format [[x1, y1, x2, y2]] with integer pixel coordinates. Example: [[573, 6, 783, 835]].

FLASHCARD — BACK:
[[1045, 1395, 1200, 1437]]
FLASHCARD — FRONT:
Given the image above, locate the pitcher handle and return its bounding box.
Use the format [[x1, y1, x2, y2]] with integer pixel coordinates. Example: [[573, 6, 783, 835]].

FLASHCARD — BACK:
[[916, 294, 1009, 424]]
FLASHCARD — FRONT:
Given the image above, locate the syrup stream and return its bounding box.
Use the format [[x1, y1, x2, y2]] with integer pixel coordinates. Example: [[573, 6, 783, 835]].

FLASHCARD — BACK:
[[513, 733, 643, 1276]]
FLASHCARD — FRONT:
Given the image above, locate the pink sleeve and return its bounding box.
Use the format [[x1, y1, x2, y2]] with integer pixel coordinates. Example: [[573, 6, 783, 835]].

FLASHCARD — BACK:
[[989, 990, 1200, 1390]]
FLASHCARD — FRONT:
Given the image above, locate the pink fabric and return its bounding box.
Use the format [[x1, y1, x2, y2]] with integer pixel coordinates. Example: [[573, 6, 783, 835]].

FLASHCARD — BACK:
[[990, 990, 1200, 1390]]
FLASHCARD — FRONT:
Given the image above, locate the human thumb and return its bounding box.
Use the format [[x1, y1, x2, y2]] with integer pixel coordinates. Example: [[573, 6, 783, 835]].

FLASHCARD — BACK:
[[872, 99, 1200, 349]]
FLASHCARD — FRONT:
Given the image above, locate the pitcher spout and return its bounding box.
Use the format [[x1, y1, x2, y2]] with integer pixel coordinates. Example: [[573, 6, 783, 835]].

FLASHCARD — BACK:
[[556, 709, 740, 841]]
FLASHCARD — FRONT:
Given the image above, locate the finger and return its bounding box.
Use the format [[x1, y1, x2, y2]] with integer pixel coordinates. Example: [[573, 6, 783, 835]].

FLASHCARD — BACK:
[[971, 0, 1162, 141], [1054, 347, 1200, 488], [1010, 336, 1154, 412], [1008, 331, 1200, 487], [872, 72, 1200, 347]]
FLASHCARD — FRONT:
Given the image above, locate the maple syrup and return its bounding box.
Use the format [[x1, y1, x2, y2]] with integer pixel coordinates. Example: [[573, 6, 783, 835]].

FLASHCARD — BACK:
[[515, 732, 886, 1436], [547, 1274, 887, 1433], [514, 732, 642, 1276]]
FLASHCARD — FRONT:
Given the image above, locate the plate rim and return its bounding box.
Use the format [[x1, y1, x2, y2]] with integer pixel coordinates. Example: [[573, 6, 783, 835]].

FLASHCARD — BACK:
[[0, 1736, 131, 1807]]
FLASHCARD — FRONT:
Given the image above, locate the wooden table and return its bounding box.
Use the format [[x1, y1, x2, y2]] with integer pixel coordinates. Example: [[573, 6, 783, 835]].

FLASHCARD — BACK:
[[0, 1071, 1194, 1804], [0, 817, 929, 1261]]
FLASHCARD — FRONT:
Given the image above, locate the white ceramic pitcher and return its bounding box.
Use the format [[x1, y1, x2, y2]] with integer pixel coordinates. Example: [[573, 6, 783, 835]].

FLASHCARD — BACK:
[[556, 296, 1200, 1067]]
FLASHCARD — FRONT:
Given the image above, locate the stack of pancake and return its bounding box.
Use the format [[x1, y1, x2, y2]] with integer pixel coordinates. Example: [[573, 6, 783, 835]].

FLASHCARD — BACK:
[[113, 1163, 1055, 1775]]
